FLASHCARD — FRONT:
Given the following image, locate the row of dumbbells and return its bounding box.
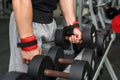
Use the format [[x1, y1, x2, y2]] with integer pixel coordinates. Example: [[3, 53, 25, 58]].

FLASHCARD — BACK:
[[55, 22, 112, 79], [1, 23, 111, 80], [2, 46, 95, 80], [1, 24, 96, 80]]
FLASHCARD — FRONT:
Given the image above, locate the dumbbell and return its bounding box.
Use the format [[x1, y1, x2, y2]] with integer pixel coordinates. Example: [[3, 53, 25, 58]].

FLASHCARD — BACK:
[[46, 45, 64, 71], [47, 46, 96, 73], [1, 72, 32, 80], [73, 43, 84, 54], [105, 7, 120, 19], [98, 27, 111, 46], [96, 31, 106, 57], [103, 27, 111, 49], [103, 1, 118, 19], [28, 55, 90, 80], [55, 24, 97, 50]]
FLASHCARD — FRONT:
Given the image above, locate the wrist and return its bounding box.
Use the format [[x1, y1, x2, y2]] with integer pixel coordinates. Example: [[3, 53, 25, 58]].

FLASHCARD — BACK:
[[65, 18, 76, 26], [20, 33, 34, 39]]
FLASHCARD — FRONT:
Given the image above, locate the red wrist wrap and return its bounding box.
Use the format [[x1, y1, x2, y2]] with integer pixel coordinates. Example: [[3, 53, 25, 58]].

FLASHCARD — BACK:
[[21, 36, 36, 42], [22, 45, 38, 51], [20, 36, 38, 51]]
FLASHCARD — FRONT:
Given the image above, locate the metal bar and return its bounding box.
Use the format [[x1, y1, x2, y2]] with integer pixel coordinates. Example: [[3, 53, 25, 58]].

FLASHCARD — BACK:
[[97, 0, 106, 29], [56, 32, 116, 80], [105, 57, 118, 80], [77, 0, 84, 27], [56, 49, 85, 80], [74, 0, 77, 17], [93, 35, 114, 80], [98, 10, 106, 29], [88, 0, 99, 30], [111, 0, 116, 7]]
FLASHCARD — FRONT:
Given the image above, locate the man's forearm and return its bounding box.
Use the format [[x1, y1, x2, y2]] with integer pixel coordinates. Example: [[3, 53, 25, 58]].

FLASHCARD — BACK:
[[12, 0, 33, 38], [59, 0, 76, 26]]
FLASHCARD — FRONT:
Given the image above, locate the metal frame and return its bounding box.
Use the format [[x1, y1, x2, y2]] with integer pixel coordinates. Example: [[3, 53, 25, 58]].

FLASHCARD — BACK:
[[93, 32, 118, 80], [88, 0, 99, 30], [56, 32, 118, 80]]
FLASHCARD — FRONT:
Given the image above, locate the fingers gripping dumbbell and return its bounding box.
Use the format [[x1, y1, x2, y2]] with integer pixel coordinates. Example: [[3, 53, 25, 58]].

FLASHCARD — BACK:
[[28, 55, 90, 80], [55, 24, 97, 50], [73, 24, 97, 55]]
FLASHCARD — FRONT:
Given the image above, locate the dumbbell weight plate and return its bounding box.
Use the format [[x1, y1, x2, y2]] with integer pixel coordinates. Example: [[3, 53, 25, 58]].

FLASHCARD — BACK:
[[82, 24, 97, 48], [100, 28, 111, 49], [97, 32, 106, 57], [82, 48, 96, 73], [106, 7, 119, 19], [69, 60, 89, 80], [105, 25, 111, 41], [73, 43, 84, 55], [28, 55, 54, 80], [2, 72, 32, 80], [55, 28, 70, 50], [47, 46, 64, 71]]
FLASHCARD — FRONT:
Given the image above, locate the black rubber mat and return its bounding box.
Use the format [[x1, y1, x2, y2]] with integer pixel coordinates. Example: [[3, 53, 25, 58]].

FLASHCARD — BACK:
[[0, 19, 10, 75]]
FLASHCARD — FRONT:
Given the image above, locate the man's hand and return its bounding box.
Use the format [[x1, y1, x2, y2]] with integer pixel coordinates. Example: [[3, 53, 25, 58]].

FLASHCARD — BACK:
[[68, 28, 82, 43], [21, 47, 41, 64]]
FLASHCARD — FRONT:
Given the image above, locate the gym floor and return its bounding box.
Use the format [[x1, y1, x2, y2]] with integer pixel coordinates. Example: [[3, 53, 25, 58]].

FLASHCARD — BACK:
[[0, 15, 120, 80]]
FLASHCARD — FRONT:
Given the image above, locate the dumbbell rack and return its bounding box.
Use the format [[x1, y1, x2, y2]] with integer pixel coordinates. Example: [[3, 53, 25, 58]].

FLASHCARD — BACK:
[[56, 0, 118, 79], [93, 32, 118, 80], [93, 0, 118, 79], [82, 0, 118, 79], [56, 32, 117, 80]]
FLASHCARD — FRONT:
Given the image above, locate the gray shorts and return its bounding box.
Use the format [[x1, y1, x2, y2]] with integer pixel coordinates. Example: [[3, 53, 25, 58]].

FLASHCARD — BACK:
[[9, 12, 57, 73]]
